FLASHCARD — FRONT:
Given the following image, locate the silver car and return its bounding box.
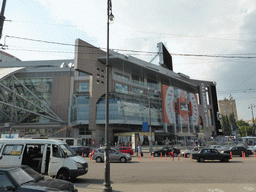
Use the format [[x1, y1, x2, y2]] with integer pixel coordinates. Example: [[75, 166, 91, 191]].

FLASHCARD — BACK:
[[92, 148, 132, 163]]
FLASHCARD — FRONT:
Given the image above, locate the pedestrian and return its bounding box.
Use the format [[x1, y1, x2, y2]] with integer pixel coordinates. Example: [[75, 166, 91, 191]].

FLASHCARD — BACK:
[[137, 144, 143, 157], [168, 150, 174, 161]]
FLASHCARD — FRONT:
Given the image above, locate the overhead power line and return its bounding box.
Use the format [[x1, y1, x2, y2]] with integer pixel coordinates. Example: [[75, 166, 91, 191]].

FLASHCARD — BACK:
[[5, 35, 256, 59]]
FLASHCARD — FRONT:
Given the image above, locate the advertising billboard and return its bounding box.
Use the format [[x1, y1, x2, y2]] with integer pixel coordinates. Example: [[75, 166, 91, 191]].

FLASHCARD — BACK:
[[176, 89, 189, 126], [188, 93, 200, 126], [161, 84, 176, 124]]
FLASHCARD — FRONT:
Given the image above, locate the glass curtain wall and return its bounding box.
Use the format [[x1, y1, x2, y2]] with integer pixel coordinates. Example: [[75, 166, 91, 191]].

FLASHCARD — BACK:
[[96, 92, 162, 125], [0, 75, 55, 124]]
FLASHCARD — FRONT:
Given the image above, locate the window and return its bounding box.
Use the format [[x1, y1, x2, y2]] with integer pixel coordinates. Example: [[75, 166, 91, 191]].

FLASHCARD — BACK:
[[113, 72, 129, 81], [79, 71, 89, 76], [66, 139, 74, 146], [78, 82, 89, 92], [52, 145, 62, 158], [132, 87, 143, 94], [115, 83, 128, 93], [2, 145, 23, 156], [132, 74, 143, 85], [147, 78, 158, 89]]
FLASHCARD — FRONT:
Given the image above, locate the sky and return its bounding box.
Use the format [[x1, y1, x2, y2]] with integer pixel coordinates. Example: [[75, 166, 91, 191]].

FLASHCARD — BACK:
[[1, 0, 256, 121]]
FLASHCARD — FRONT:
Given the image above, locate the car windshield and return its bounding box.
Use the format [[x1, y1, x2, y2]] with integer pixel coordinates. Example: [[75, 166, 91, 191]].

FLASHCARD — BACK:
[[22, 166, 44, 182], [9, 167, 36, 185], [60, 144, 77, 157]]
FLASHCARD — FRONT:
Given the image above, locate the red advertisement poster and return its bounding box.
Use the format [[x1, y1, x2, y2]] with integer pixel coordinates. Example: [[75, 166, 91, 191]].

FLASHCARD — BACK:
[[161, 84, 176, 124], [188, 93, 200, 126], [177, 89, 189, 126]]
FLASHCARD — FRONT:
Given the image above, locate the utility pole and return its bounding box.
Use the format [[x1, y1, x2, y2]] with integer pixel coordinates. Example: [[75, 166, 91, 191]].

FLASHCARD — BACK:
[[0, 0, 6, 39]]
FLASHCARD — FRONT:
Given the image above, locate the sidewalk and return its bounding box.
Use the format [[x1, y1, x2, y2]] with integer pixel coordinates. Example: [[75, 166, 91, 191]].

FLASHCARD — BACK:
[[77, 183, 256, 192]]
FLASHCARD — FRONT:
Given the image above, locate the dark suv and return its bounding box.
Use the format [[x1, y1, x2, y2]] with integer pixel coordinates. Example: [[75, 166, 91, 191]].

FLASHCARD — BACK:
[[223, 146, 252, 157]]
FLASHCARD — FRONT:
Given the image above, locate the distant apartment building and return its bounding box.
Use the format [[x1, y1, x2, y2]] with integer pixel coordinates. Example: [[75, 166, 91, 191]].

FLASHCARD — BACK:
[[218, 96, 238, 120]]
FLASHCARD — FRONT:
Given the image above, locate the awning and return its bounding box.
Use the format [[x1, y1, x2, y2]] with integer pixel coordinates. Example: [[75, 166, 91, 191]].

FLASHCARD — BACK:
[[0, 67, 25, 80]]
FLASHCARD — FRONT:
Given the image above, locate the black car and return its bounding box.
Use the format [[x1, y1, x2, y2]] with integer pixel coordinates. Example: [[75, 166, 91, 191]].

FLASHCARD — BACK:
[[0, 165, 77, 192], [192, 148, 231, 162], [71, 146, 91, 157], [223, 146, 252, 157], [151, 147, 180, 157]]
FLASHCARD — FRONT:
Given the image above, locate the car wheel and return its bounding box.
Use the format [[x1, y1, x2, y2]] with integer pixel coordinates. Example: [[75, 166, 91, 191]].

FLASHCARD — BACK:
[[84, 153, 89, 157], [96, 157, 103, 163], [56, 170, 69, 180], [154, 153, 159, 157], [174, 153, 177, 157], [199, 158, 204, 163], [222, 157, 229, 162], [186, 154, 190, 158], [120, 157, 127, 163]]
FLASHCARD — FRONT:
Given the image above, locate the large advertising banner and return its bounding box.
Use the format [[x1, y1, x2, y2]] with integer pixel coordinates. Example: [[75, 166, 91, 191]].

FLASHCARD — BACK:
[[161, 84, 176, 124], [188, 93, 200, 126], [177, 89, 189, 126]]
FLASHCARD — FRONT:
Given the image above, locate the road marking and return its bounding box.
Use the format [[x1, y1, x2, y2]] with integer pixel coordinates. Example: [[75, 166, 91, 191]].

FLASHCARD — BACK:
[[243, 187, 255, 191], [207, 189, 225, 192]]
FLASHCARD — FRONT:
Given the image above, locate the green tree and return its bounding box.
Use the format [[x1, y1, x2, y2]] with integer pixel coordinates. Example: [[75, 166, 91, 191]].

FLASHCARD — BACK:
[[237, 120, 249, 127], [237, 120, 251, 136], [221, 115, 231, 135], [229, 113, 238, 130]]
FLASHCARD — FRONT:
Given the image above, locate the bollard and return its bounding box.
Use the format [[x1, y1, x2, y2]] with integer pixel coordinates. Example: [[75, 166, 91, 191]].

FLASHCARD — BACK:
[[152, 154, 154, 161], [165, 154, 167, 161], [82, 153, 84, 158], [178, 154, 180, 161], [191, 154, 193, 161], [230, 151, 232, 160], [89, 153, 91, 161], [184, 153, 186, 158], [149, 153, 151, 159]]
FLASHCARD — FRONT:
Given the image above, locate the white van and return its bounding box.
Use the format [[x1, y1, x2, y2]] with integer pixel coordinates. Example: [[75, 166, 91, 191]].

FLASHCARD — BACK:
[[0, 138, 88, 180]]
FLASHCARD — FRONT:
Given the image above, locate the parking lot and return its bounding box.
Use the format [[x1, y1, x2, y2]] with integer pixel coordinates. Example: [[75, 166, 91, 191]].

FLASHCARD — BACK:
[[73, 151, 256, 192]]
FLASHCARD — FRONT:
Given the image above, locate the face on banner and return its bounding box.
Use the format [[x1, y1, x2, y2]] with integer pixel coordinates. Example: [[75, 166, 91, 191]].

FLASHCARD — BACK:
[[177, 89, 189, 125]]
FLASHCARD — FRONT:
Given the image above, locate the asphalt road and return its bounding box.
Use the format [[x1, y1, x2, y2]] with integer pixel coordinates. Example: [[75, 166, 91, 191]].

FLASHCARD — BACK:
[[72, 153, 256, 192]]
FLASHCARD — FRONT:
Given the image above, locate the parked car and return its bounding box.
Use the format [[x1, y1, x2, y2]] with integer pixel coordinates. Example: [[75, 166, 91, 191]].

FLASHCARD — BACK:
[[182, 147, 202, 158], [192, 148, 231, 162], [151, 147, 180, 157], [71, 146, 91, 157], [115, 147, 134, 155], [0, 165, 78, 192], [209, 145, 227, 152], [92, 148, 132, 163], [222, 146, 253, 157]]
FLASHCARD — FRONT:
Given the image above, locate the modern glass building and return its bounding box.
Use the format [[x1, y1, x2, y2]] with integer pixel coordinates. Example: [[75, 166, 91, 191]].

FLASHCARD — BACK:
[[0, 40, 222, 145]]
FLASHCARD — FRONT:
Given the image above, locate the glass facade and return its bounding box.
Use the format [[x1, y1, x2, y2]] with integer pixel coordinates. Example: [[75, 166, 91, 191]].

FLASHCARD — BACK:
[[78, 81, 89, 92], [70, 95, 90, 123], [115, 83, 129, 94], [0, 76, 53, 124], [96, 93, 162, 125]]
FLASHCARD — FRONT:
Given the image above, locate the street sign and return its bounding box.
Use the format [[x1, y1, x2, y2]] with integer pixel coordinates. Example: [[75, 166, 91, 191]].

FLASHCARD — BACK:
[[4, 123, 9, 128]]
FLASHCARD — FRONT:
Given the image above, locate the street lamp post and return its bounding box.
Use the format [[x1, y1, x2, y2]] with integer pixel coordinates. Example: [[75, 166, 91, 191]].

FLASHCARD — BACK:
[[249, 104, 255, 126], [148, 87, 153, 154], [103, 1, 114, 191], [248, 104, 255, 135]]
